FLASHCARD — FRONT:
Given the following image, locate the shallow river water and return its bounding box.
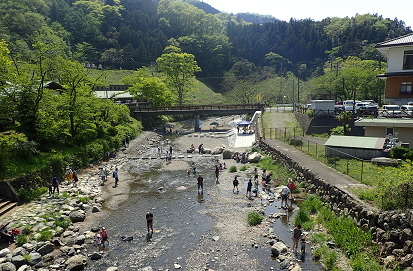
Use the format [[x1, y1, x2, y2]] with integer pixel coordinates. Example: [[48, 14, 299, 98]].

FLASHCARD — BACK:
[[86, 141, 321, 270]]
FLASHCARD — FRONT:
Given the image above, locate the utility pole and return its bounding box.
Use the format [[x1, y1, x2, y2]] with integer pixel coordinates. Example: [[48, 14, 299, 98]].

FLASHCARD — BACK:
[[292, 79, 295, 111], [297, 77, 300, 103], [280, 62, 283, 104]]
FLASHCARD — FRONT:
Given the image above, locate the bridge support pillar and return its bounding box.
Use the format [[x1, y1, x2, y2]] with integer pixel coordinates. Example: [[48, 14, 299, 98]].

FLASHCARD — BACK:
[[194, 115, 201, 132]]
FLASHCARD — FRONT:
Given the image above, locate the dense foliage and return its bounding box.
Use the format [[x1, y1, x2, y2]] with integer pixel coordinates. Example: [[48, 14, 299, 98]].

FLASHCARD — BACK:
[[0, 0, 410, 86], [0, 39, 141, 179]]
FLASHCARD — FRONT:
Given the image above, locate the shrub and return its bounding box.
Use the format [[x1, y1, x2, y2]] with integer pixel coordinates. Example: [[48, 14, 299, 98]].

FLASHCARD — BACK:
[[247, 210, 263, 226], [390, 146, 410, 159], [15, 234, 28, 246], [229, 166, 237, 172], [239, 165, 248, 171], [17, 186, 48, 202], [331, 125, 351, 135], [306, 109, 314, 117], [249, 147, 260, 153], [288, 138, 303, 146]]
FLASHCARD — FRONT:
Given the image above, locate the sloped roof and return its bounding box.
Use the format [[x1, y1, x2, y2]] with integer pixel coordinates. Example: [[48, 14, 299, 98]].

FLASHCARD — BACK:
[[355, 118, 413, 128], [376, 33, 413, 48], [324, 135, 385, 150]]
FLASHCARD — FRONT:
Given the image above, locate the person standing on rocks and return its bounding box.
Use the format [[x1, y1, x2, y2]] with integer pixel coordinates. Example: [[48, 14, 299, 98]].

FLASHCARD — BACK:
[[113, 168, 119, 186], [292, 224, 302, 254], [254, 167, 258, 181], [169, 145, 173, 155], [198, 144, 203, 154], [165, 151, 169, 162], [72, 169, 79, 187], [197, 174, 204, 193], [99, 167, 106, 184], [146, 211, 154, 233], [65, 166, 73, 183], [246, 179, 252, 198], [52, 175, 60, 195], [280, 185, 290, 208], [233, 176, 239, 193], [215, 165, 220, 184]]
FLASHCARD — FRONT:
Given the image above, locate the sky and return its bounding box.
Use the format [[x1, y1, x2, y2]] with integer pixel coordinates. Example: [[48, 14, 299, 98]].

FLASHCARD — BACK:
[[201, 0, 413, 29]]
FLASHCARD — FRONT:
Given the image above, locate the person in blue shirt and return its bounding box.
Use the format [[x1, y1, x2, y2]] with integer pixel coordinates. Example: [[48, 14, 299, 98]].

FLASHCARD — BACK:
[[113, 168, 119, 186]]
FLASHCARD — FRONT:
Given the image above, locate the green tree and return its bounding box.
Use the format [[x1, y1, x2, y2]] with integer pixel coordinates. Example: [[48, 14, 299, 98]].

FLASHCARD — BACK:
[[156, 52, 201, 105], [128, 77, 173, 107]]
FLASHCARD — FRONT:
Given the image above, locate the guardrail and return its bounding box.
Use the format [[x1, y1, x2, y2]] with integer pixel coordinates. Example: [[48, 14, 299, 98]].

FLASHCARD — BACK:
[[130, 103, 265, 113]]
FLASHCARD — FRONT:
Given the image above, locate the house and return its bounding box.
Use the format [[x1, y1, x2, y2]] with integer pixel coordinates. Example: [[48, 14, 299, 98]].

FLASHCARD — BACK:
[[94, 85, 151, 108], [376, 34, 413, 105], [324, 135, 386, 160], [355, 118, 413, 148]]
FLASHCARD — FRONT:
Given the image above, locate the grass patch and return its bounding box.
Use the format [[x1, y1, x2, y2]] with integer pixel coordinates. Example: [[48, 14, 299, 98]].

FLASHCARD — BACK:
[[310, 232, 331, 244], [257, 155, 293, 182], [55, 217, 71, 229], [247, 210, 263, 226], [79, 196, 91, 203], [15, 234, 28, 246], [229, 166, 237, 173], [239, 165, 249, 171], [23, 224, 33, 235], [293, 209, 314, 230], [36, 229, 54, 242]]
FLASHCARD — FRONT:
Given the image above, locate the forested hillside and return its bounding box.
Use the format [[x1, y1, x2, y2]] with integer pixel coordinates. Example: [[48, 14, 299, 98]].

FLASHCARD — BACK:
[[1, 0, 410, 77]]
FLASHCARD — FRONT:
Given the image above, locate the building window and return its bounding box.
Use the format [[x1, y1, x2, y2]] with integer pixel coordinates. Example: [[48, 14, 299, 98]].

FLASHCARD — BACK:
[[400, 82, 412, 94], [403, 50, 413, 70], [386, 128, 394, 136]]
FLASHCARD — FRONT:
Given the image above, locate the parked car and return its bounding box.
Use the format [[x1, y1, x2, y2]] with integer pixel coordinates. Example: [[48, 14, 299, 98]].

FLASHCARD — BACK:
[[355, 102, 371, 111], [357, 106, 378, 116], [361, 100, 376, 105], [401, 105, 413, 117], [382, 105, 402, 117]]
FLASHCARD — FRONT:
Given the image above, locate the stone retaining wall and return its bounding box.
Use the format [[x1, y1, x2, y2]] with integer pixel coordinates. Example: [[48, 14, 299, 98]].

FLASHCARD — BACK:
[[256, 139, 413, 269]]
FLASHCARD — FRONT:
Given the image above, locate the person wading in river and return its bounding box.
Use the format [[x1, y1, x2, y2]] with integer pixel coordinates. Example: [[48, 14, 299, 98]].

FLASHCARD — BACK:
[[215, 165, 220, 184], [146, 211, 154, 233], [197, 174, 203, 193], [233, 176, 239, 193]]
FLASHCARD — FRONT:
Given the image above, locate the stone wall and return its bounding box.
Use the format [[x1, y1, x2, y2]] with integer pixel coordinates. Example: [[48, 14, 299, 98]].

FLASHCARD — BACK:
[[255, 139, 413, 269]]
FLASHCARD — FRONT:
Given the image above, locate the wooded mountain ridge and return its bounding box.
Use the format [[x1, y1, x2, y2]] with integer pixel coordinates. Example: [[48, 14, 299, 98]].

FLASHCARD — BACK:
[[0, 0, 411, 82]]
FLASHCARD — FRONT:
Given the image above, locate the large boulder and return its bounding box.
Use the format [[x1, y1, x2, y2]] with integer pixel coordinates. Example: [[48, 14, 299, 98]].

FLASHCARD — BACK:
[[36, 242, 55, 255], [0, 262, 17, 271], [12, 248, 27, 257], [271, 242, 288, 256], [65, 255, 87, 271], [11, 255, 26, 269], [248, 152, 262, 163], [211, 146, 225, 155], [0, 248, 10, 257], [90, 252, 102, 260], [27, 252, 42, 266], [74, 235, 86, 245], [69, 211, 85, 223], [222, 149, 235, 159]]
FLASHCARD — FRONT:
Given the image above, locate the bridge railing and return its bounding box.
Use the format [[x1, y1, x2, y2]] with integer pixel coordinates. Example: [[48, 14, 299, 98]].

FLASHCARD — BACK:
[[131, 103, 265, 113]]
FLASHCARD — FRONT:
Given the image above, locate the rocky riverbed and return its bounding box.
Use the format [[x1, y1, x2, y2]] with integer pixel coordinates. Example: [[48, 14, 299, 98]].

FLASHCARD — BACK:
[[0, 118, 315, 271]]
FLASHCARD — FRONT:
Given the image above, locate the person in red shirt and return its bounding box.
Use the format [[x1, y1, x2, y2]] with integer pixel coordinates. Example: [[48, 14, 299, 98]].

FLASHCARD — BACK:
[[100, 227, 110, 247]]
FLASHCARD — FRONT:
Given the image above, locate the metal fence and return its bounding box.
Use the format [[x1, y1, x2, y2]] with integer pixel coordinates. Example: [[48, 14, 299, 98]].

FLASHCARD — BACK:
[[261, 126, 366, 182]]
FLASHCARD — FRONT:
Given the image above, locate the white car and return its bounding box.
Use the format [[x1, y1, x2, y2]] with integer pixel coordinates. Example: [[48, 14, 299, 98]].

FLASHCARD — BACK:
[[401, 105, 413, 117], [382, 105, 402, 117]]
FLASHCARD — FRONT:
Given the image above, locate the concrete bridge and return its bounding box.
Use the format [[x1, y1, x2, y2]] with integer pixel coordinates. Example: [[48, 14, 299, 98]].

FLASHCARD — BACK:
[[129, 104, 265, 131]]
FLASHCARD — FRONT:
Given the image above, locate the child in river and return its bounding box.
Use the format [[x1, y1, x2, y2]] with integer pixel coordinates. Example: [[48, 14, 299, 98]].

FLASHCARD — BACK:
[[96, 234, 103, 251]]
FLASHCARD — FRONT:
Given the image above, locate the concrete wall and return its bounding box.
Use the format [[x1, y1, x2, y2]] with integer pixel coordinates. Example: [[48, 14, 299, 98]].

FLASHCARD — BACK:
[[365, 126, 413, 147]]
